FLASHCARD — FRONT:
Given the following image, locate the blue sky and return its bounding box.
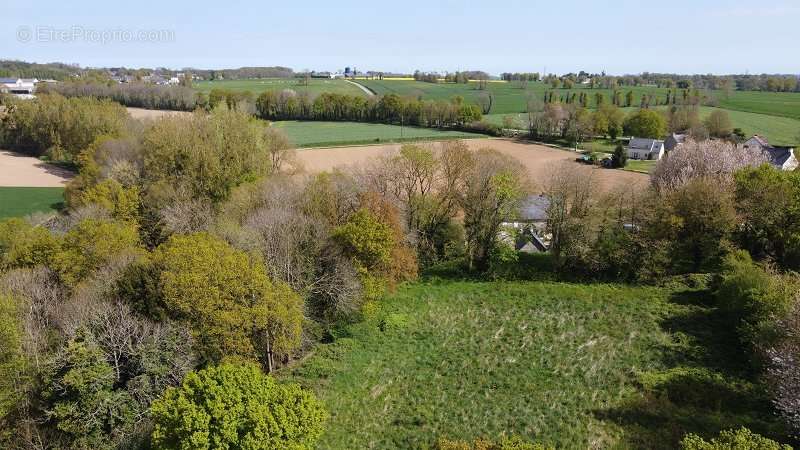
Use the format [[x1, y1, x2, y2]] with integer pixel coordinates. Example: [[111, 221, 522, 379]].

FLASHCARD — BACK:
[[1, 0, 798, 75]]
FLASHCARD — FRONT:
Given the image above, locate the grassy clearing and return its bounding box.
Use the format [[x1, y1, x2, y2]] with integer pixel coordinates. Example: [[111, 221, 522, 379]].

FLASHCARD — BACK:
[[272, 121, 484, 148], [286, 277, 785, 449], [625, 160, 658, 174], [0, 187, 64, 219], [194, 78, 367, 97]]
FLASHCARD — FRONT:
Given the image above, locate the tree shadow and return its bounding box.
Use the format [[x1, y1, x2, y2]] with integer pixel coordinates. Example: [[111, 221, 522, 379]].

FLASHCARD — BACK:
[[595, 288, 789, 449]]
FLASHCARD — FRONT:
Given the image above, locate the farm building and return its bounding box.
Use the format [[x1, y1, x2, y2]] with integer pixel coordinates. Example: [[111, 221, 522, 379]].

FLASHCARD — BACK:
[[0, 78, 37, 94], [627, 138, 665, 160], [500, 194, 551, 253], [741, 135, 798, 171]]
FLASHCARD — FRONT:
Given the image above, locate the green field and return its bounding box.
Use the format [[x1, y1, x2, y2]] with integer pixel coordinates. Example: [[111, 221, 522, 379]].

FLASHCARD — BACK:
[[0, 187, 64, 219], [287, 277, 782, 449], [194, 78, 366, 97], [273, 121, 484, 147], [625, 159, 658, 174], [485, 107, 800, 146]]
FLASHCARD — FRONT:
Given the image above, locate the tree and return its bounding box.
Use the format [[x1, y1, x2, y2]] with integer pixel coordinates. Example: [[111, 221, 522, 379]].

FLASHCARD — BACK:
[[152, 233, 303, 370], [50, 219, 143, 287], [262, 126, 299, 174], [545, 164, 595, 269], [734, 165, 800, 269], [767, 305, 800, 437], [704, 109, 733, 138], [611, 143, 628, 168], [43, 333, 136, 450], [623, 109, 666, 138], [460, 149, 529, 271], [150, 363, 326, 450]]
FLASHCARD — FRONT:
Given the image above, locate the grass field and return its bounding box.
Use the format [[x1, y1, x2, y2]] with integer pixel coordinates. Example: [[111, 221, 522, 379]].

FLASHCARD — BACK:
[[624, 159, 658, 174], [0, 187, 64, 219], [194, 78, 367, 97], [273, 121, 484, 147], [485, 107, 800, 146], [286, 276, 785, 449]]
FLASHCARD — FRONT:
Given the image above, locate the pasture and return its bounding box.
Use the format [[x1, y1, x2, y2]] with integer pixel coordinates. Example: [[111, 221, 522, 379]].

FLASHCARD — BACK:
[[287, 277, 782, 449], [0, 187, 64, 219], [194, 78, 367, 97], [273, 120, 483, 148]]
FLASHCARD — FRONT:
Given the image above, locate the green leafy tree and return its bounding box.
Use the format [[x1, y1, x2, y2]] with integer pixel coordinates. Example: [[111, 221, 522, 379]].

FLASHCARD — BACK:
[[612, 143, 628, 168], [153, 233, 303, 370], [623, 109, 667, 138], [0, 218, 60, 271], [734, 165, 800, 269], [333, 209, 395, 271], [73, 179, 140, 224], [0, 293, 26, 423], [150, 363, 326, 450], [50, 219, 143, 287], [43, 334, 136, 450]]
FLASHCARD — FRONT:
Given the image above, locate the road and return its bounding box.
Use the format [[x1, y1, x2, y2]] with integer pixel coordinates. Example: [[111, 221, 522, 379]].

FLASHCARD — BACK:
[[344, 79, 375, 97]]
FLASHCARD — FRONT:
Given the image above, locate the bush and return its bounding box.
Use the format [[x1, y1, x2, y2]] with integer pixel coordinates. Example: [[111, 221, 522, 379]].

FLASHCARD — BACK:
[[680, 427, 790, 449], [150, 363, 327, 450], [715, 250, 797, 351], [435, 435, 552, 450]]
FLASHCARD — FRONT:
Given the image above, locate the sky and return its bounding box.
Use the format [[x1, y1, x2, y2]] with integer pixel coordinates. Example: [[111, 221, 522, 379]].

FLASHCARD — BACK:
[[1, 0, 799, 76]]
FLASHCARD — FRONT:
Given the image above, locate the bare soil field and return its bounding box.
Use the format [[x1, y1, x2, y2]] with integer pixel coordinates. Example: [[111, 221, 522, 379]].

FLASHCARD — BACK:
[[297, 138, 648, 191], [126, 107, 191, 120], [0, 150, 73, 187]]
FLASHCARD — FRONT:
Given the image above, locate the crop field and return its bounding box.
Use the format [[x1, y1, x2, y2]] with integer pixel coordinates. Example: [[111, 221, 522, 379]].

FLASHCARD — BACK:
[[272, 120, 483, 147], [286, 278, 783, 449], [194, 78, 366, 97], [0, 187, 64, 219]]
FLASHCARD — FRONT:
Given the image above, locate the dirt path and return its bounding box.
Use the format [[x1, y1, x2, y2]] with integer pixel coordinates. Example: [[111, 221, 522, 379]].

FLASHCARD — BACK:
[[345, 80, 376, 97], [0, 150, 73, 187], [297, 138, 648, 192], [126, 107, 191, 120]]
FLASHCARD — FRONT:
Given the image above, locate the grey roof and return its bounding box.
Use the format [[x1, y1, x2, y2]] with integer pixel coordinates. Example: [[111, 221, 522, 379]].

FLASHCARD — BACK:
[[628, 138, 664, 152], [0, 78, 20, 84], [765, 147, 795, 167], [518, 195, 550, 222], [749, 135, 770, 147]]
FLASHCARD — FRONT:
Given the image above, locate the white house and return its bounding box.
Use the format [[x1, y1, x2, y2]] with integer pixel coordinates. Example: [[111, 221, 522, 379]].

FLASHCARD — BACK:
[[627, 137, 665, 160], [741, 135, 798, 171], [0, 78, 37, 94]]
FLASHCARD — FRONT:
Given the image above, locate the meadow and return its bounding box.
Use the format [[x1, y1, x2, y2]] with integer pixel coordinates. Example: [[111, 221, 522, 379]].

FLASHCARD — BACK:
[[194, 78, 366, 97], [272, 120, 484, 147], [286, 275, 784, 449], [0, 187, 64, 219]]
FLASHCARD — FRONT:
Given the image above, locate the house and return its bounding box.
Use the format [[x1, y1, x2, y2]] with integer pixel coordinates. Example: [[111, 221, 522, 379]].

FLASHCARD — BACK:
[[664, 133, 686, 152], [741, 135, 798, 171], [500, 194, 551, 252], [627, 137, 665, 160], [0, 78, 37, 94]]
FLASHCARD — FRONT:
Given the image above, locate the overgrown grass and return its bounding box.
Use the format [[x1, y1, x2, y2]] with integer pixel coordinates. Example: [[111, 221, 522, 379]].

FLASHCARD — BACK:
[[0, 187, 64, 219], [284, 276, 786, 449], [273, 121, 485, 148]]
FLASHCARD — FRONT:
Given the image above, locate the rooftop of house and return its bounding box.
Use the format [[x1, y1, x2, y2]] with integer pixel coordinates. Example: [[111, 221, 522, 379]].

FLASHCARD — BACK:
[[518, 194, 550, 222], [747, 134, 771, 147], [628, 138, 664, 152], [765, 147, 796, 167]]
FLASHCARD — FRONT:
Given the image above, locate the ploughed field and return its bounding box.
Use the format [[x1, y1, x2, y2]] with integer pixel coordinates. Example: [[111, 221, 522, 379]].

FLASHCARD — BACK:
[[296, 138, 647, 192]]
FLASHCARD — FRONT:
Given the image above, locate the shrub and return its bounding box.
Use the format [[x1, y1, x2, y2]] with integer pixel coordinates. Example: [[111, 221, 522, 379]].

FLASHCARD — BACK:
[[680, 427, 790, 449], [715, 250, 797, 351], [0, 218, 60, 271], [435, 435, 552, 450], [150, 363, 326, 450]]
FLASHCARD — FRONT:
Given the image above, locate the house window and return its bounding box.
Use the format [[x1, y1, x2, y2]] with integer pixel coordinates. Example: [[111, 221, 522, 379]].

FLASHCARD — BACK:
[[633, 152, 639, 159]]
